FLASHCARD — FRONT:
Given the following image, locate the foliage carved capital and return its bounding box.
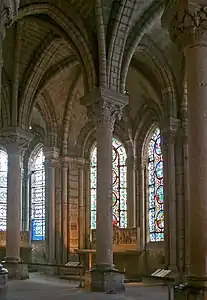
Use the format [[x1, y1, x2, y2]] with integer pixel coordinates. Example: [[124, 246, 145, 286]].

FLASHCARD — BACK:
[[0, 0, 19, 41], [162, 2, 207, 47]]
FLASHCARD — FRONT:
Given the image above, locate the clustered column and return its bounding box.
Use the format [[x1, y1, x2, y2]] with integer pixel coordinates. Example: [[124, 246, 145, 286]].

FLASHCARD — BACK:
[[82, 87, 128, 292], [163, 0, 207, 287]]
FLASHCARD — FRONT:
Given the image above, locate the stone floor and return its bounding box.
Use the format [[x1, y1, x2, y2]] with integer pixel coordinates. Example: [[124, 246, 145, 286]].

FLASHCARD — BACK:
[[7, 273, 168, 300]]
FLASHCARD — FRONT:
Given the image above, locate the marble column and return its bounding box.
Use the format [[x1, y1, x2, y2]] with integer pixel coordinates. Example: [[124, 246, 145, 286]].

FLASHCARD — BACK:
[[162, 118, 180, 274], [81, 87, 128, 292], [0, 128, 31, 278], [44, 147, 59, 264], [163, 0, 207, 292]]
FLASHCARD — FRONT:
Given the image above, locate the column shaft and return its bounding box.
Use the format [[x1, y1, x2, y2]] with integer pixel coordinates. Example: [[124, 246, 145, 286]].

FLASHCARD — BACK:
[[61, 160, 68, 263], [45, 161, 56, 263], [185, 44, 207, 276], [162, 119, 180, 272], [78, 159, 85, 250], [96, 114, 113, 267], [6, 150, 21, 260]]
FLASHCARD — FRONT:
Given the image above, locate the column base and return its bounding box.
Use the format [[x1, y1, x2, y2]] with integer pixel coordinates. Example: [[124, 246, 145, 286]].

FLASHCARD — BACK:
[[0, 264, 8, 300], [174, 277, 207, 300], [85, 266, 125, 293], [3, 257, 29, 280]]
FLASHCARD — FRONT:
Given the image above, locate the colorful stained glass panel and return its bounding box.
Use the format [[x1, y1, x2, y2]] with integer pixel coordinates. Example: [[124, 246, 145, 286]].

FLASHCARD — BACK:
[[31, 148, 45, 240], [0, 150, 8, 231], [90, 138, 127, 229], [148, 128, 164, 242]]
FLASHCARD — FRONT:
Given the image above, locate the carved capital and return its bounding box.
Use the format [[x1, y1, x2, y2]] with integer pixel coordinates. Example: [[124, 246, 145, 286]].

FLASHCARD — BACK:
[[91, 100, 122, 131], [81, 87, 128, 131], [163, 2, 207, 47], [43, 147, 59, 168], [0, 0, 19, 41], [0, 127, 33, 154]]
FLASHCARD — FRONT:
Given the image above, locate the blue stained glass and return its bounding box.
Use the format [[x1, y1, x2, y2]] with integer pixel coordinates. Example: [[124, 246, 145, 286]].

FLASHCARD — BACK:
[[148, 127, 164, 242], [90, 138, 127, 229], [0, 150, 8, 231], [30, 148, 45, 241]]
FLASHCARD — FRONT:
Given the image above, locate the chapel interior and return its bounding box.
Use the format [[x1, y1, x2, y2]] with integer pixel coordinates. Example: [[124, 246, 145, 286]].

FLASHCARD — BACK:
[[0, 0, 206, 296]]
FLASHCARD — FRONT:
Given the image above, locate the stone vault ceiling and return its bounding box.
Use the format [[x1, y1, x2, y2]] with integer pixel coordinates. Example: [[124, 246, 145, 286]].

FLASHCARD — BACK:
[[1, 0, 183, 152]]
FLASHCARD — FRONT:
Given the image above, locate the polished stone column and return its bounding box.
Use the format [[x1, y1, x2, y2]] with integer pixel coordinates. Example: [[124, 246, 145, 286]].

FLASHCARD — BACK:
[[163, 0, 207, 291], [44, 147, 59, 263], [0, 128, 31, 278], [82, 87, 128, 292]]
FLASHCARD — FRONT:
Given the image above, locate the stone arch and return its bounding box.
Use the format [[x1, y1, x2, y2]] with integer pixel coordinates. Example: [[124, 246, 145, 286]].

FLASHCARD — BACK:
[[120, 1, 164, 93], [61, 68, 82, 156], [19, 34, 66, 129], [107, 0, 138, 91], [1, 69, 11, 127], [36, 92, 58, 148], [76, 120, 129, 159], [14, 3, 96, 91], [134, 37, 177, 118]]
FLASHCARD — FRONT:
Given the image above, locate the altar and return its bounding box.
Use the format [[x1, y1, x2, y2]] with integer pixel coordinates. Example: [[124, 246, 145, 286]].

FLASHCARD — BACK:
[[0, 231, 32, 262], [76, 227, 144, 279]]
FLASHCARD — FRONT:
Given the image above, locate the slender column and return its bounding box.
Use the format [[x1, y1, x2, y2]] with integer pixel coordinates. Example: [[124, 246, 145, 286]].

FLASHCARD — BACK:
[[78, 158, 85, 250], [163, 0, 207, 281], [139, 160, 146, 249], [162, 118, 180, 273], [81, 87, 128, 292], [44, 147, 59, 263], [61, 157, 68, 263], [84, 161, 90, 249], [126, 141, 136, 228]]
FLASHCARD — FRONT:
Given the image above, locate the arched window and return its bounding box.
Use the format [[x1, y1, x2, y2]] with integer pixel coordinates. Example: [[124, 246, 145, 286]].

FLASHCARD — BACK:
[[148, 127, 164, 242], [90, 137, 127, 229], [0, 150, 8, 231], [30, 148, 45, 240]]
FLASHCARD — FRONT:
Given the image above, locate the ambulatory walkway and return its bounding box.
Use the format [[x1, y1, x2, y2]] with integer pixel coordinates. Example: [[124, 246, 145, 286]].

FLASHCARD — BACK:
[[7, 273, 168, 300]]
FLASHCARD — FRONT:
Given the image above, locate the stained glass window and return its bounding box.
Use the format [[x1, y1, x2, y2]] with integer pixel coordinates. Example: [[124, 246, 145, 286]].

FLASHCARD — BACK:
[[90, 137, 127, 229], [148, 127, 164, 242], [0, 150, 8, 231], [30, 148, 45, 240]]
